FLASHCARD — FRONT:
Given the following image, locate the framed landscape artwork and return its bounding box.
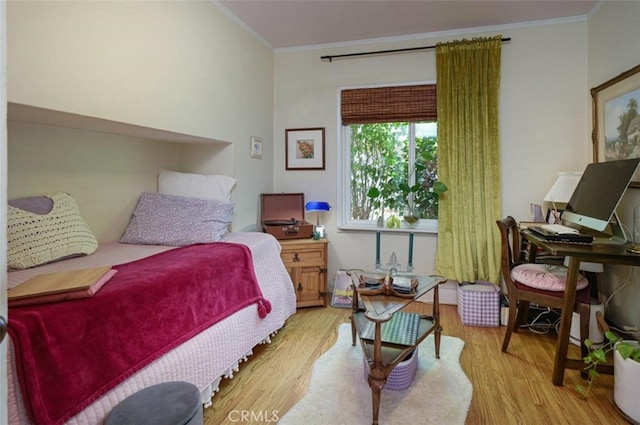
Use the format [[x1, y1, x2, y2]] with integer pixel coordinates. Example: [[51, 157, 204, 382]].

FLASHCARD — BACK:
[[285, 127, 325, 170], [592, 63, 640, 186]]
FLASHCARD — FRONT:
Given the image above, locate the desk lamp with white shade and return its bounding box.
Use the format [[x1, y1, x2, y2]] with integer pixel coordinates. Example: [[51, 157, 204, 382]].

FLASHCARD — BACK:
[[543, 171, 583, 224]]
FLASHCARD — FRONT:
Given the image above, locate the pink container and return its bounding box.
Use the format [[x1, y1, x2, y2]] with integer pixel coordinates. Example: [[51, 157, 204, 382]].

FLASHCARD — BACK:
[[362, 348, 418, 391], [457, 281, 500, 327]]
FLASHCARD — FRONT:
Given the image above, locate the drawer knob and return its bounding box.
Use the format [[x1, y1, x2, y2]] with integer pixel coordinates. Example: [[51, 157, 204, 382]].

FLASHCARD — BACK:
[[297, 283, 303, 292], [293, 253, 300, 262]]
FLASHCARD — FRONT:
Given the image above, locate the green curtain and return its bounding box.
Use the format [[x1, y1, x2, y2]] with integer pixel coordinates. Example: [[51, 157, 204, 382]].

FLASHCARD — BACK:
[[434, 36, 502, 284]]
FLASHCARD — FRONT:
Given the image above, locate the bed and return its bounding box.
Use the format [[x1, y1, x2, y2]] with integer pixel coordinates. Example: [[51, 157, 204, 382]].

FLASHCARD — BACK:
[[7, 232, 296, 425], [5, 185, 297, 425]]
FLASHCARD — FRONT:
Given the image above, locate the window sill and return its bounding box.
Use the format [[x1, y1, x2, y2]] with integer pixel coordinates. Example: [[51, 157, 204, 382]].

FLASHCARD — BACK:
[[337, 222, 439, 235]]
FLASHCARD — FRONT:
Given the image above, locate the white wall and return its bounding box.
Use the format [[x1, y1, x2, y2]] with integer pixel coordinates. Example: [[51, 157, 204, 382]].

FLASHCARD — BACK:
[[1, 0, 8, 421], [274, 20, 590, 283], [587, 0, 640, 331], [8, 121, 187, 241], [7, 0, 275, 233]]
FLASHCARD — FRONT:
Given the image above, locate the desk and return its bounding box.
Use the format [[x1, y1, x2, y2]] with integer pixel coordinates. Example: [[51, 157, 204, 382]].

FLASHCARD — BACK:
[[521, 230, 640, 386]]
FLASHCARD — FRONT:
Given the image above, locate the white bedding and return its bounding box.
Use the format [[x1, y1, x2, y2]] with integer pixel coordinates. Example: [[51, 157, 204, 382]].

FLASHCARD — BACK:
[[7, 232, 297, 425]]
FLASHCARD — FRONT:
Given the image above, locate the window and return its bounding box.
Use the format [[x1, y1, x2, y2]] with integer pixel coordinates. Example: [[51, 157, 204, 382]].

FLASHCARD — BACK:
[[338, 84, 439, 232]]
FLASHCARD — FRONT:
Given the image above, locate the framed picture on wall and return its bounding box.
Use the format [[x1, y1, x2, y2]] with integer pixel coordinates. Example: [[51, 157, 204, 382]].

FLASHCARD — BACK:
[[285, 127, 325, 170], [250, 136, 263, 159], [592, 63, 640, 186]]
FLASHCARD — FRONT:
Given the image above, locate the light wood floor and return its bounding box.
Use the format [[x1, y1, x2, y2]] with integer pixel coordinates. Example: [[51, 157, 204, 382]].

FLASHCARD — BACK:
[[204, 302, 628, 425]]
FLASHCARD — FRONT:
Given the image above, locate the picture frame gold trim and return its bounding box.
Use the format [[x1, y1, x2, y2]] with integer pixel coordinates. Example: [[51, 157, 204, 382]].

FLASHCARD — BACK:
[[592, 64, 640, 187], [285, 127, 326, 170]]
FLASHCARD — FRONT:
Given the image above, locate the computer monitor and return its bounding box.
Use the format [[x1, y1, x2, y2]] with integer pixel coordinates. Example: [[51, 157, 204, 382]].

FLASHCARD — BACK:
[[562, 158, 640, 243]]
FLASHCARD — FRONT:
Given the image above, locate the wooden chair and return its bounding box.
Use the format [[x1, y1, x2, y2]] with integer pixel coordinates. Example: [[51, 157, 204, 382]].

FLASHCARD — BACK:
[[496, 216, 592, 355]]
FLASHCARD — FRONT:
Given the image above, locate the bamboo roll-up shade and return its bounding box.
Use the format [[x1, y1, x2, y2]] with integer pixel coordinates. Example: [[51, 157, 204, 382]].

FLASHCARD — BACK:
[[341, 84, 437, 125]]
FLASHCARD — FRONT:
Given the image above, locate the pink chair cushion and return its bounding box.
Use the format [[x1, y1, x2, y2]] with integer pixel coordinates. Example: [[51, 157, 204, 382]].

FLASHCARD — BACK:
[[511, 263, 589, 292]]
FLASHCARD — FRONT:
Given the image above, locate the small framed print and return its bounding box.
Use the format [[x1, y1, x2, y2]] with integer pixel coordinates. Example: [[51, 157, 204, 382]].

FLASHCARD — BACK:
[[250, 136, 263, 159], [285, 127, 325, 170]]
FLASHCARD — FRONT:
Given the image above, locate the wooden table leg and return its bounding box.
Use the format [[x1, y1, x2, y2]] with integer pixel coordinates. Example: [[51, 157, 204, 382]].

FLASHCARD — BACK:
[[351, 283, 358, 346], [368, 365, 385, 425], [552, 256, 580, 386], [433, 285, 441, 359], [368, 320, 386, 425]]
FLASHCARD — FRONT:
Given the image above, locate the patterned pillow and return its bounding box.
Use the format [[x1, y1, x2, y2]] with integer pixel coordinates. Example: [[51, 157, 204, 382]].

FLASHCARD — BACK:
[[120, 192, 234, 246], [511, 263, 589, 291], [7, 192, 98, 270]]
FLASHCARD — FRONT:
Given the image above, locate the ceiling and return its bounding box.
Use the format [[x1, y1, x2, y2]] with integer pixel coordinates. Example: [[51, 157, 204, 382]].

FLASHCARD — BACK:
[[216, 0, 599, 49]]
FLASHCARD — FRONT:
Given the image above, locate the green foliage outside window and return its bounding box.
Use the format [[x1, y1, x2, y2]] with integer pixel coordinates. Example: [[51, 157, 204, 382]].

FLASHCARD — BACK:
[[349, 122, 441, 221]]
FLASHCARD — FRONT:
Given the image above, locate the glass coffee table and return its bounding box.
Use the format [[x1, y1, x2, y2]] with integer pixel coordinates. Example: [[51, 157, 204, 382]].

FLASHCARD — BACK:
[[348, 270, 446, 425]]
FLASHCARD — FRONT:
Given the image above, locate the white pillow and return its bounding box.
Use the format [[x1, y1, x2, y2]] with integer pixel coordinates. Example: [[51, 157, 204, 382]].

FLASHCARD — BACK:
[[158, 169, 236, 201]]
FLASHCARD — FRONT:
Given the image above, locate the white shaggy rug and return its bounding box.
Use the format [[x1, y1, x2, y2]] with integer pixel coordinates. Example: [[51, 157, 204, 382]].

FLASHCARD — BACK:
[[279, 323, 472, 425]]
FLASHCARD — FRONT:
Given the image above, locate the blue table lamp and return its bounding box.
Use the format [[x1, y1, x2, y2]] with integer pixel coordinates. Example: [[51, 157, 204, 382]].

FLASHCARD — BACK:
[[305, 201, 331, 238]]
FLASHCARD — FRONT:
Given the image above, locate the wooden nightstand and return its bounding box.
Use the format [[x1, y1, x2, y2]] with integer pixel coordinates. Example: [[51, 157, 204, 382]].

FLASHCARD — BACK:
[[279, 238, 328, 308]]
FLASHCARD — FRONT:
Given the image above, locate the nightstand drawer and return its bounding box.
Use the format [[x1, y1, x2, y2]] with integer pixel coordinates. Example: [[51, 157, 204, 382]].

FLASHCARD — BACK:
[[280, 247, 325, 267]]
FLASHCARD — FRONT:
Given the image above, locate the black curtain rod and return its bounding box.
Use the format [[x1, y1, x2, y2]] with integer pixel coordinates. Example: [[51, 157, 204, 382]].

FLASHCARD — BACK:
[[321, 37, 511, 62]]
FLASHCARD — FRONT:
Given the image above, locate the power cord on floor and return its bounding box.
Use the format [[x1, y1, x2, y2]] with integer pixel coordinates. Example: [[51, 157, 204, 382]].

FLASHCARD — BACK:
[[518, 306, 561, 334], [600, 265, 640, 339]]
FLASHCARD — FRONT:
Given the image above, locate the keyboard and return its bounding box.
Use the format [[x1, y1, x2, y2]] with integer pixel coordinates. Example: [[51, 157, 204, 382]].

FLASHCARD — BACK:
[[539, 224, 579, 235], [528, 225, 593, 243]]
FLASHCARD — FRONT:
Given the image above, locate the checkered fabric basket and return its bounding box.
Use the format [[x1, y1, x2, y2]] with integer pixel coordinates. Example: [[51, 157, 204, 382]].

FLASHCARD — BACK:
[[362, 348, 419, 391], [457, 281, 500, 327]]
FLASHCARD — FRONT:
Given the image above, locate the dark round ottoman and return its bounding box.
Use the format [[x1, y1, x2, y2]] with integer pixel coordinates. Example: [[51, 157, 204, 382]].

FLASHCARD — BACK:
[[105, 381, 203, 425]]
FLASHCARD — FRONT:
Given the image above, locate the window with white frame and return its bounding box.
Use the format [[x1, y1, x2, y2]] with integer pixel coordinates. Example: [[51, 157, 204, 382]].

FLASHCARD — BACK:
[[338, 83, 440, 232]]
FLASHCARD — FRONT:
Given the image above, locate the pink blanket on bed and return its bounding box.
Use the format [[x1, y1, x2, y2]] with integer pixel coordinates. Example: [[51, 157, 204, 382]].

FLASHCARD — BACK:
[[7, 242, 272, 425]]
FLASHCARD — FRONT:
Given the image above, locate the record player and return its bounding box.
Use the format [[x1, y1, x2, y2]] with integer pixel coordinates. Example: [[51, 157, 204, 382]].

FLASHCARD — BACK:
[[260, 193, 314, 240]]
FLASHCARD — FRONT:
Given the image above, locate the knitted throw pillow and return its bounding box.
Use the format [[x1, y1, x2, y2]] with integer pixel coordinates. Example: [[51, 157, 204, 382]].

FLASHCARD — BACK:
[[7, 192, 98, 270]]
